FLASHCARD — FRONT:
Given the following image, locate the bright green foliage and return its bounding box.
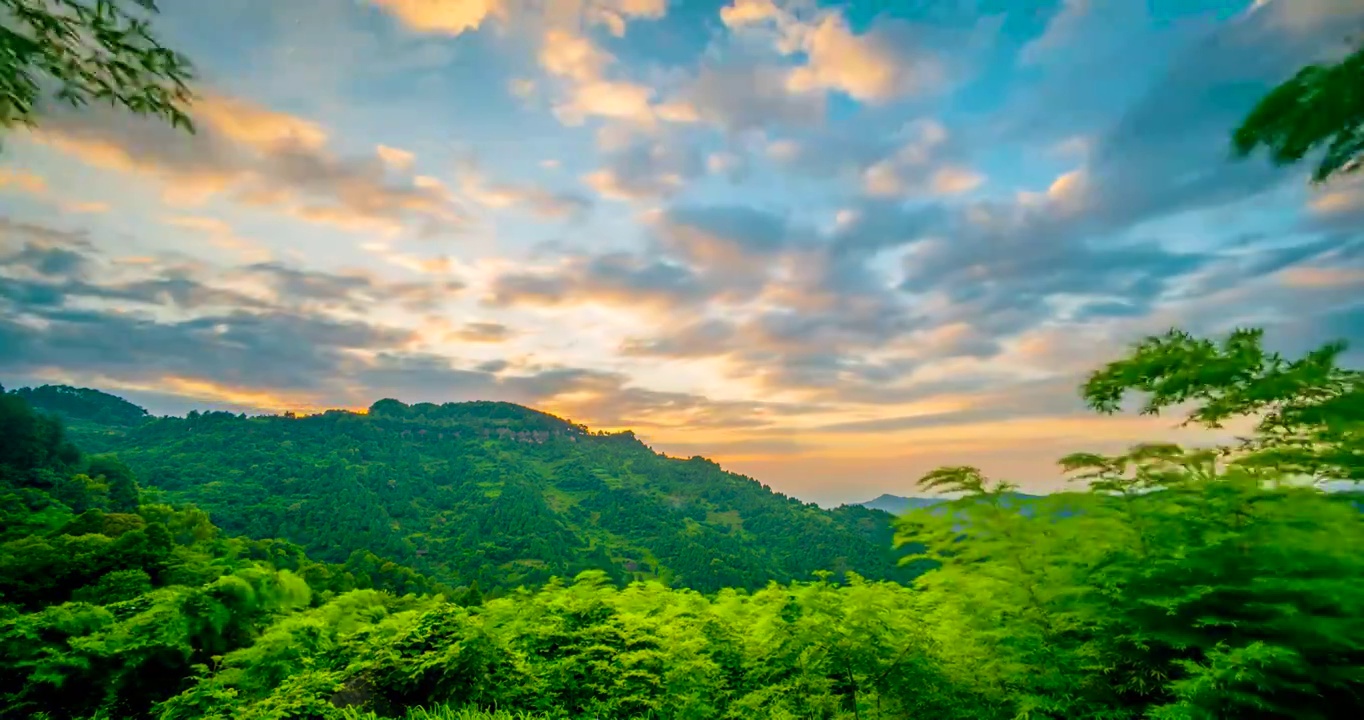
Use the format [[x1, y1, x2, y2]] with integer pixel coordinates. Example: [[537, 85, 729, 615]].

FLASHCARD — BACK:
[[1232, 41, 1364, 182], [0, 0, 195, 136], [893, 329, 1364, 719], [0, 395, 455, 718], [1082, 327, 1363, 481], [340, 709, 644, 720], [900, 451, 1364, 718], [21, 393, 912, 594], [162, 571, 967, 720]]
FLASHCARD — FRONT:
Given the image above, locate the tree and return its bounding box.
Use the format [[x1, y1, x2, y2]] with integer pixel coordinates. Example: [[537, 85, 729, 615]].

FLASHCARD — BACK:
[[0, 0, 195, 137], [1232, 41, 1364, 182], [1081, 327, 1362, 482], [88, 453, 140, 512]]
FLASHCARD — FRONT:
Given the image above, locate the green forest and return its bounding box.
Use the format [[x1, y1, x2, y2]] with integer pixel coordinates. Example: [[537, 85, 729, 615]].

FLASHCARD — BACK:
[[25, 387, 914, 595], [4, 326, 1363, 720]]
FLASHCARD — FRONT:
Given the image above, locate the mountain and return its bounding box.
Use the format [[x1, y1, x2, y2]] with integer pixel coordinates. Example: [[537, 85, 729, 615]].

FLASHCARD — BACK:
[[6, 384, 149, 435], [857, 494, 947, 514], [857, 492, 1044, 515], [11, 385, 916, 594]]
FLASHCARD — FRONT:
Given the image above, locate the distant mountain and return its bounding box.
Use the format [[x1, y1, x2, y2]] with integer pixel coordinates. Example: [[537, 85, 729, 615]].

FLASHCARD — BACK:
[[857, 494, 947, 514], [11, 385, 917, 594], [8, 384, 150, 426], [857, 492, 1044, 515]]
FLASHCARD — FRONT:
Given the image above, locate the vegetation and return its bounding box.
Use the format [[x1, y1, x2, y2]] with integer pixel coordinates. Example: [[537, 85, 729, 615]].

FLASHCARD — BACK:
[[3, 326, 1362, 719], [0, 0, 195, 136], [1233, 39, 1363, 182], [15, 393, 914, 595]]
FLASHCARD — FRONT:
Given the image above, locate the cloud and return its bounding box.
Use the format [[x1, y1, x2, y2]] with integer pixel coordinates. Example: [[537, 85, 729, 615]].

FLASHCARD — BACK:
[[376, 144, 416, 170], [367, 0, 504, 35], [684, 59, 825, 133], [720, 1, 963, 104], [859, 120, 984, 197], [784, 13, 944, 102], [486, 251, 706, 309], [1, 218, 808, 433], [539, 29, 658, 126], [0, 169, 48, 195], [767, 117, 985, 199], [370, 0, 668, 38], [163, 215, 271, 262], [431, 3, 688, 131], [0, 169, 116, 215], [450, 321, 518, 343], [534, 26, 697, 128], [2, 277, 820, 439], [1017, 0, 1089, 65], [583, 136, 703, 201], [654, 204, 810, 262], [459, 166, 594, 218], [28, 93, 468, 237], [0, 218, 466, 316], [485, 202, 809, 318]]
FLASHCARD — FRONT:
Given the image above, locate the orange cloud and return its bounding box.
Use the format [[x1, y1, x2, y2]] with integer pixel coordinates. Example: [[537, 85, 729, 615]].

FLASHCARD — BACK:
[[64, 201, 111, 214], [1309, 182, 1364, 215], [192, 94, 328, 150], [724, 2, 940, 103], [371, 0, 667, 38], [537, 27, 694, 127], [377, 144, 416, 170], [930, 166, 985, 194], [1277, 265, 1364, 288], [0, 168, 48, 194], [368, 0, 504, 35], [164, 215, 272, 262], [859, 121, 973, 197], [27, 87, 467, 236], [787, 14, 936, 102], [0, 168, 120, 214]]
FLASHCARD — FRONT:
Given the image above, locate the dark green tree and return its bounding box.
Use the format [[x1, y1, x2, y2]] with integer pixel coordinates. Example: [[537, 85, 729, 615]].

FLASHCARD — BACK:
[[1233, 40, 1363, 182], [88, 453, 140, 513]]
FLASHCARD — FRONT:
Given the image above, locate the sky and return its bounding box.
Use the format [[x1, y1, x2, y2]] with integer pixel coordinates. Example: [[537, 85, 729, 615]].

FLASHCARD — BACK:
[[2, 0, 1363, 506]]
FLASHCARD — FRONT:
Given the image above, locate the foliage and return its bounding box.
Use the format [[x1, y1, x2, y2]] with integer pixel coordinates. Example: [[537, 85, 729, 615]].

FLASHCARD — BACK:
[[23, 395, 914, 595], [11, 384, 150, 427], [1082, 327, 1363, 481], [0, 0, 195, 139], [1232, 41, 1364, 182], [0, 395, 456, 718]]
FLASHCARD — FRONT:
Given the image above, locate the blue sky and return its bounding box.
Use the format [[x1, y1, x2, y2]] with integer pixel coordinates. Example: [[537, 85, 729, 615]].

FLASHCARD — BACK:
[[2, 0, 1362, 505]]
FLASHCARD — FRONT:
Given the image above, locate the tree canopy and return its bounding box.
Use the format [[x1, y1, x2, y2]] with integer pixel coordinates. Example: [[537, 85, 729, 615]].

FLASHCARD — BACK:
[[1233, 40, 1364, 182]]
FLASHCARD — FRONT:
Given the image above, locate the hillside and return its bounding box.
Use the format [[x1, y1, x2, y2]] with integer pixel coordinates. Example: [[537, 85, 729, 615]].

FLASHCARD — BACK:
[[12, 385, 913, 594]]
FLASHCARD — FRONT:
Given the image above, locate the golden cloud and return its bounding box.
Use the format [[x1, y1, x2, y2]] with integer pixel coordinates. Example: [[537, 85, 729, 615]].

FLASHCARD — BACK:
[[29, 92, 468, 236]]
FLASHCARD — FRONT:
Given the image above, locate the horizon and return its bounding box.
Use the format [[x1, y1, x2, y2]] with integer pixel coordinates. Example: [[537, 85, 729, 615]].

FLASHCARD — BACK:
[[3, 0, 1363, 507]]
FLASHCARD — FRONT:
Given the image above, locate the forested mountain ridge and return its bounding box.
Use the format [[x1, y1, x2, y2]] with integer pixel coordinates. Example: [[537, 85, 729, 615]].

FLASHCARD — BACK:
[[7, 386, 913, 594]]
